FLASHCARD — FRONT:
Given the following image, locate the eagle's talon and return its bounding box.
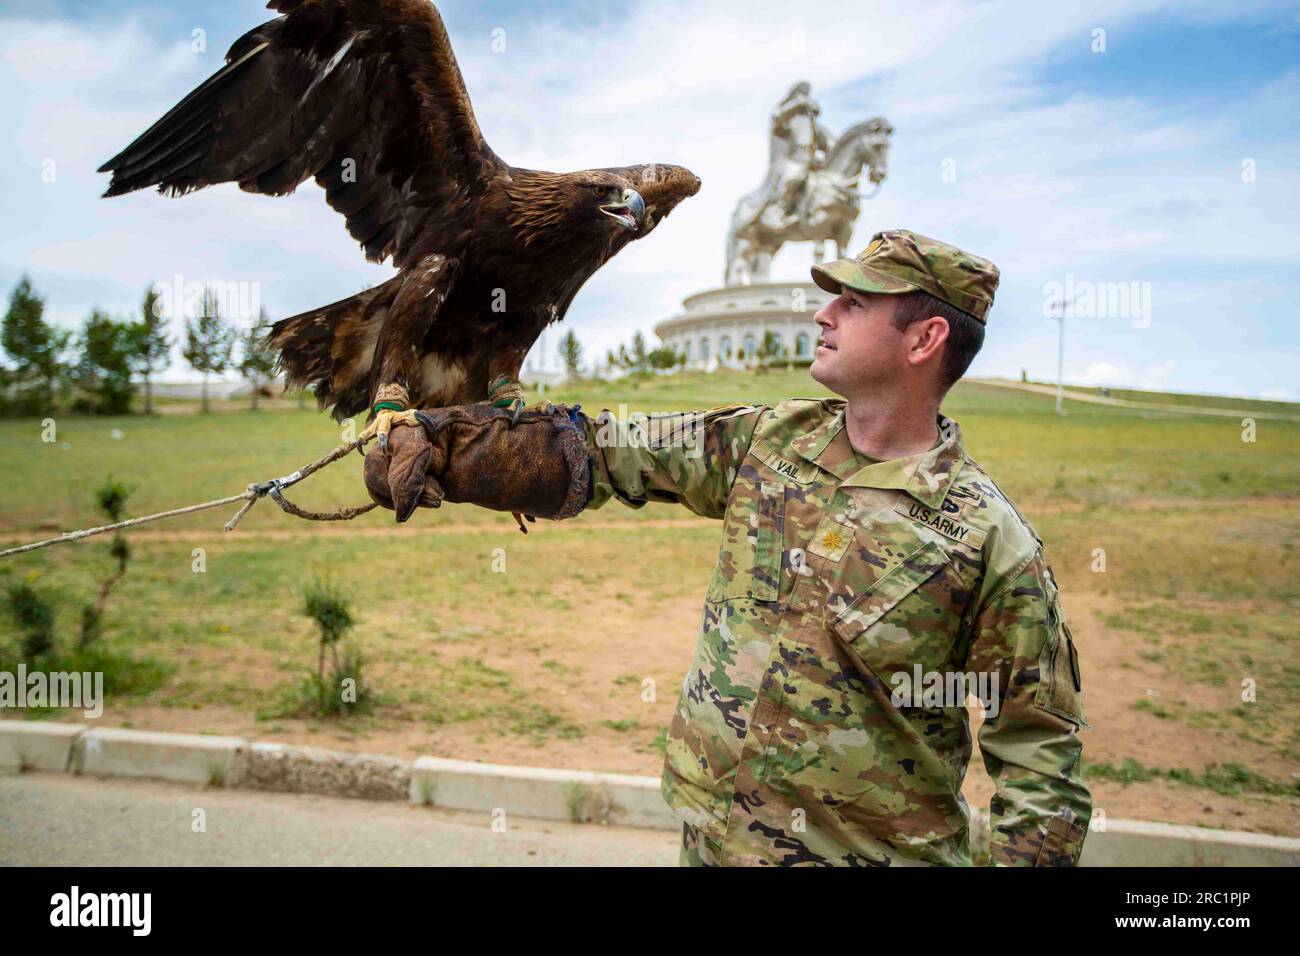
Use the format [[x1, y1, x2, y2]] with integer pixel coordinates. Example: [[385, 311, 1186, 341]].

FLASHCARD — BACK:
[[359, 406, 421, 452], [509, 398, 525, 428]]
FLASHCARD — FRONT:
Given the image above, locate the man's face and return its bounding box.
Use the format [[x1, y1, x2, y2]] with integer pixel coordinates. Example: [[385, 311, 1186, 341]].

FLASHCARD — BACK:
[[810, 288, 906, 396]]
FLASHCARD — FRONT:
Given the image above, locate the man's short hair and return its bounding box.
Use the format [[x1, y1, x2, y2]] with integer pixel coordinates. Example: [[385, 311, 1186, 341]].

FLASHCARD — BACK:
[[889, 290, 985, 393]]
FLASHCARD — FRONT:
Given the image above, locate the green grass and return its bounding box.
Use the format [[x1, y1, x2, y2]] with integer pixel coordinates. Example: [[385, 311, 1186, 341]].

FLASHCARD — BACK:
[[3, 371, 1295, 537], [600, 717, 640, 732], [0, 643, 171, 718], [2, 368, 1298, 811], [1086, 758, 1300, 798], [650, 725, 669, 753]]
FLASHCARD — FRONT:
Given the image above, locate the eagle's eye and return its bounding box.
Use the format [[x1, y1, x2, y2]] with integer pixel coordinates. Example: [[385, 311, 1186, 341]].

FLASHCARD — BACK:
[[587, 184, 608, 198]]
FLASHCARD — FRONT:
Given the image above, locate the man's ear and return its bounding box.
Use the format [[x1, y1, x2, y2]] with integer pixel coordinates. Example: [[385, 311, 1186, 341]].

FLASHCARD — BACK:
[[905, 316, 950, 369]]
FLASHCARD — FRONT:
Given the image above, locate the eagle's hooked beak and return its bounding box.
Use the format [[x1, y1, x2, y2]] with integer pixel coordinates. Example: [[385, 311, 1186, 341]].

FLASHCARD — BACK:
[[599, 187, 645, 231]]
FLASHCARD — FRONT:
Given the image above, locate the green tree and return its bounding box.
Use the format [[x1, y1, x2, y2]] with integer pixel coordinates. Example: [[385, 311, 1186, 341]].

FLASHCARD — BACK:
[[1, 276, 68, 415], [647, 347, 678, 370], [81, 477, 132, 649], [130, 286, 172, 415], [631, 330, 649, 373], [558, 328, 583, 381], [295, 578, 370, 717], [73, 309, 135, 414], [239, 308, 279, 411], [182, 288, 235, 413], [757, 330, 785, 373], [5, 583, 55, 660]]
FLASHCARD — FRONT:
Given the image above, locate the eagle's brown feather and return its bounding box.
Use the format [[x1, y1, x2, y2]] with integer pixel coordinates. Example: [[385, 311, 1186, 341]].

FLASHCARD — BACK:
[[100, 0, 699, 420]]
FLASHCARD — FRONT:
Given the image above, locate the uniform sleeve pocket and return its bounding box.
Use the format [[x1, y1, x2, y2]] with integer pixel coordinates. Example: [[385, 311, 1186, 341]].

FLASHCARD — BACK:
[[711, 477, 785, 603], [1034, 607, 1090, 730], [751, 480, 784, 602], [1034, 816, 1086, 866]]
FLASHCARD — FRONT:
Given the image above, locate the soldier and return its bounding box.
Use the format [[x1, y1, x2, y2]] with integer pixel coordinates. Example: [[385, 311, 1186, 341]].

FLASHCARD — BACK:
[[365, 229, 1092, 867]]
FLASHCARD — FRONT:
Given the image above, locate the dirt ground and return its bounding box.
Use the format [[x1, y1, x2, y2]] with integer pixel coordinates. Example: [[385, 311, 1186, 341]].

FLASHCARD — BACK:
[[55, 520, 1298, 838]]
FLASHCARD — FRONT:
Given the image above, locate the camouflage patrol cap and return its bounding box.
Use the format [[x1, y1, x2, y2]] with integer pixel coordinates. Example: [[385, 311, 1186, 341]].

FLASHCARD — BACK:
[[811, 229, 1000, 323]]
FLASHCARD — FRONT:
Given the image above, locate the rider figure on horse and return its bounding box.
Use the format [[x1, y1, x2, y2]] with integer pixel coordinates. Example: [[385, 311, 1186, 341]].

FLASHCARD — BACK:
[[763, 82, 831, 233], [725, 83, 891, 286]]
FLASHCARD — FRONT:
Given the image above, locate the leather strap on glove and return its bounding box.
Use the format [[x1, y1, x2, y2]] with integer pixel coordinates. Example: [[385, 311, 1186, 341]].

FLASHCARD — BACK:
[[363, 402, 591, 524]]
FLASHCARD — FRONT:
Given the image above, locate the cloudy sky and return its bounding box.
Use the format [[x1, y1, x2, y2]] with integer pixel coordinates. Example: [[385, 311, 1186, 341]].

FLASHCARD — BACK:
[[2, 0, 1298, 398]]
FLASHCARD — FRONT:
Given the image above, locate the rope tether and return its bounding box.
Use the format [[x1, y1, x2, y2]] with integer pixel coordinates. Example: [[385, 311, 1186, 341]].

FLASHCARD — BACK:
[[0, 433, 377, 560]]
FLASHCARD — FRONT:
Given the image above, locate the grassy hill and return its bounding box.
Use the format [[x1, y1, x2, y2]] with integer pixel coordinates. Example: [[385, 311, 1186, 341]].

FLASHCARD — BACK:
[[1018, 378, 1300, 415], [1, 368, 1293, 531]]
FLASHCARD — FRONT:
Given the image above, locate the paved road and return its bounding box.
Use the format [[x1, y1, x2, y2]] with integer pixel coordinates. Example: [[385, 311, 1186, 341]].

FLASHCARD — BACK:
[[0, 772, 679, 866]]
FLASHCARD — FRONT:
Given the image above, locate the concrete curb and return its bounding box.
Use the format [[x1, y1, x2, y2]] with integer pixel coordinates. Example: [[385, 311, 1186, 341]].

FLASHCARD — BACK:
[[3, 721, 1297, 865], [0, 720, 84, 773], [73, 727, 243, 787], [240, 741, 411, 801], [1081, 819, 1300, 867], [410, 756, 679, 830]]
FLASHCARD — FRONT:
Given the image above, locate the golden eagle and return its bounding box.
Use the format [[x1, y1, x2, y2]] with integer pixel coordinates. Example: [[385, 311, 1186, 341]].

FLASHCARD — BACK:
[[99, 0, 699, 440]]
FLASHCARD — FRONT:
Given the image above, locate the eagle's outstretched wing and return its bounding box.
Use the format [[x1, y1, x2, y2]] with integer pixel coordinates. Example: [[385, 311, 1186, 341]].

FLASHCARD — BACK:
[[98, 0, 504, 268]]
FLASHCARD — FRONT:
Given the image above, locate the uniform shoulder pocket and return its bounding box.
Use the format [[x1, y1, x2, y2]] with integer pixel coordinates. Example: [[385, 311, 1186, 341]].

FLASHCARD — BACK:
[[1033, 574, 1090, 729]]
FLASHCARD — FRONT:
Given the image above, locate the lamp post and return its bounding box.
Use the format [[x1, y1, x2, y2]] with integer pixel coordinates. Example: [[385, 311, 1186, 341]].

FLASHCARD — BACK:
[[1046, 293, 1078, 417]]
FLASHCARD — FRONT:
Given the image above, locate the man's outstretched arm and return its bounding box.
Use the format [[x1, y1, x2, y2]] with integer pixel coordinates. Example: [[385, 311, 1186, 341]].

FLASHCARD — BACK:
[[362, 401, 768, 523], [582, 404, 769, 517]]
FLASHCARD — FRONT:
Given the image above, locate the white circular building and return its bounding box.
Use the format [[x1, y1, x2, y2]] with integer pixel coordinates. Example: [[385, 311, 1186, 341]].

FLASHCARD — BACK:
[[653, 281, 834, 369]]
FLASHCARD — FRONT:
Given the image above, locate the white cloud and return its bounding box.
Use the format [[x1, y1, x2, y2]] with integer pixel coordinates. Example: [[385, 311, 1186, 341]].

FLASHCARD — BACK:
[[1075, 359, 1177, 391], [1, 0, 1296, 399], [1260, 387, 1298, 401]]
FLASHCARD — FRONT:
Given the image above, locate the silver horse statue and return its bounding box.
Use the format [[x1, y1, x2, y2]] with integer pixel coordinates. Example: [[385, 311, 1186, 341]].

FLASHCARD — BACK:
[[725, 84, 892, 286]]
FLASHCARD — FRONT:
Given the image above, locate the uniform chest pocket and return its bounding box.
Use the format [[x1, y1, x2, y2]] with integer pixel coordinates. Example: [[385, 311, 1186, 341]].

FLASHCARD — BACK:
[[712, 478, 785, 603], [830, 540, 955, 680]]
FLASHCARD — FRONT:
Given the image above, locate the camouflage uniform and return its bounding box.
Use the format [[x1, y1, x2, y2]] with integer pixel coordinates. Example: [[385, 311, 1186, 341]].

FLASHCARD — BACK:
[[581, 231, 1092, 866]]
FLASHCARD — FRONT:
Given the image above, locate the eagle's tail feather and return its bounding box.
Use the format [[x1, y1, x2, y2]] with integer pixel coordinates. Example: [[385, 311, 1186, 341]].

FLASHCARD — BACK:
[[265, 277, 402, 421]]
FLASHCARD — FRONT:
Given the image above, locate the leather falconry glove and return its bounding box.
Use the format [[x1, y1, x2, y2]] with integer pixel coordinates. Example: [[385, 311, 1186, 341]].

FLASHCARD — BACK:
[[362, 402, 592, 527]]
